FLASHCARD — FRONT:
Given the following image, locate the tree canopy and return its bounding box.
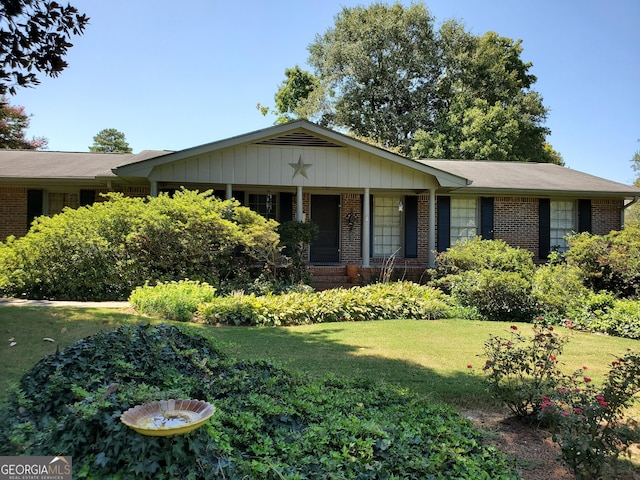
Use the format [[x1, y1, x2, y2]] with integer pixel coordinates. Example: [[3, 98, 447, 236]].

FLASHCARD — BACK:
[[308, 3, 439, 153], [282, 2, 561, 163], [631, 140, 640, 175], [89, 128, 132, 153], [0, 0, 89, 95], [258, 65, 322, 124], [626, 140, 640, 223], [0, 96, 47, 149]]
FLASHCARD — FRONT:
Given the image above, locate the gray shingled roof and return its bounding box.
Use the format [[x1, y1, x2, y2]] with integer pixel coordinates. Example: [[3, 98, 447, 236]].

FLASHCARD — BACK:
[[1, 148, 637, 198], [0, 150, 170, 179], [420, 160, 640, 197]]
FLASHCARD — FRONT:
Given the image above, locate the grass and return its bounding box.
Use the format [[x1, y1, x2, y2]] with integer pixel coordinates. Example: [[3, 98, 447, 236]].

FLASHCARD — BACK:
[[1, 306, 638, 418], [0, 306, 151, 399], [208, 319, 639, 413]]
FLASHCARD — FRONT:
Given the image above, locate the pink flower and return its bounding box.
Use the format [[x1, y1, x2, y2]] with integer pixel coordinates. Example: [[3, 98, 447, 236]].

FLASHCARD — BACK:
[[561, 411, 571, 416], [510, 325, 518, 331], [565, 320, 575, 328], [584, 377, 592, 383], [574, 408, 583, 414], [596, 395, 609, 407], [540, 396, 556, 409], [467, 364, 473, 369], [549, 355, 557, 361]]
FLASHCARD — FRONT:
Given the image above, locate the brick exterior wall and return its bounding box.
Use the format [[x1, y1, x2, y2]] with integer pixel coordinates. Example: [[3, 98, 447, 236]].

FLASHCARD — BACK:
[[0, 187, 28, 240], [493, 196, 540, 257], [0, 183, 627, 267], [417, 194, 430, 264], [592, 199, 623, 235], [491, 196, 623, 260], [341, 193, 361, 263], [0, 185, 152, 241]]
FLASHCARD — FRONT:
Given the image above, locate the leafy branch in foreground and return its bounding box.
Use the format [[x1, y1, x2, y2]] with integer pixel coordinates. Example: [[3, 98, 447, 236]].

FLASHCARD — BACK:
[[0, 0, 89, 95]]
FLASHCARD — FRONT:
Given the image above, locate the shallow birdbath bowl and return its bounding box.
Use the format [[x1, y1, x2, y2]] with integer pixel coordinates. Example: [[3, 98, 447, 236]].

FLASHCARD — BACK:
[[120, 399, 214, 436]]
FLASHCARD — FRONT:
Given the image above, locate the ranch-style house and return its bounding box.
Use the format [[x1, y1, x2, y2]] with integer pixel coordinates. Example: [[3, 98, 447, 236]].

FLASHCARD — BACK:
[[1, 120, 638, 283]]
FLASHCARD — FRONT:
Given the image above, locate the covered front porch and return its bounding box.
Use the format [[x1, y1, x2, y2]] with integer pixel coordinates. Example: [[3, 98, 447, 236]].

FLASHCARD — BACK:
[[114, 120, 469, 272]]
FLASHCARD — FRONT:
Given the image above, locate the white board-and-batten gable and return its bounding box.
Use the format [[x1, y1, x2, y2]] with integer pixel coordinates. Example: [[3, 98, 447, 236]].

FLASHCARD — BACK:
[[114, 120, 469, 190]]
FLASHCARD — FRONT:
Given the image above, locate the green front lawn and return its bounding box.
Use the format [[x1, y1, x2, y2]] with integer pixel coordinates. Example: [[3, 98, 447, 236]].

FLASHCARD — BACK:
[[1, 306, 637, 414]]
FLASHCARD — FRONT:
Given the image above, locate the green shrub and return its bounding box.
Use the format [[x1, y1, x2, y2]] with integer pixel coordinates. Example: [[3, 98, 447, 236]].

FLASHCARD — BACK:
[[482, 325, 640, 478], [565, 224, 640, 299], [450, 269, 535, 322], [539, 352, 640, 479], [198, 282, 453, 326], [0, 190, 283, 300], [0, 324, 519, 479], [482, 324, 568, 418], [0, 241, 17, 292], [276, 220, 319, 285], [434, 237, 536, 280], [532, 263, 589, 318], [129, 280, 217, 321], [568, 296, 640, 339]]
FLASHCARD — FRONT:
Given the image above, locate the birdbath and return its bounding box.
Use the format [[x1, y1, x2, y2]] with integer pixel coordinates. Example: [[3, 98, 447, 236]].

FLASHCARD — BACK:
[[120, 399, 214, 436]]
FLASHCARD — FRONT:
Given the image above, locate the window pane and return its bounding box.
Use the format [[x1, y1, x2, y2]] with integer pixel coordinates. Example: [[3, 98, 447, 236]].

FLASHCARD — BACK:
[[451, 198, 477, 245], [248, 193, 277, 219], [373, 196, 402, 257], [550, 201, 574, 251]]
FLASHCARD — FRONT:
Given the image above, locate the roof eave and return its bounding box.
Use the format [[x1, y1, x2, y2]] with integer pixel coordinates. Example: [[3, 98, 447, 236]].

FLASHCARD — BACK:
[[449, 186, 640, 198]]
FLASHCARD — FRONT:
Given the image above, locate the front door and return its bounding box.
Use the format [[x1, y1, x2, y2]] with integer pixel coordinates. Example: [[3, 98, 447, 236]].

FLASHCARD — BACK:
[[310, 195, 340, 263]]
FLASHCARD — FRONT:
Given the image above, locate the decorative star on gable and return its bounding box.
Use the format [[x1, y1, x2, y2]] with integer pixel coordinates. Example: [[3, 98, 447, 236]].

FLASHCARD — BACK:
[[289, 155, 312, 179]]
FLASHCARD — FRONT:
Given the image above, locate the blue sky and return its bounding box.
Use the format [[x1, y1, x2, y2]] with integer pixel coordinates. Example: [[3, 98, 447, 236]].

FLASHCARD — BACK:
[[13, 0, 640, 185]]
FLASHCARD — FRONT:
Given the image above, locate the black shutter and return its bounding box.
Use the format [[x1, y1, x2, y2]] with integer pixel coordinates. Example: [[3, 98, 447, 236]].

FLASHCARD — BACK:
[[280, 192, 293, 222], [232, 191, 245, 205], [404, 196, 418, 258], [369, 195, 374, 255], [480, 197, 494, 240], [79, 189, 96, 206], [359, 194, 364, 257], [437, 196, 451, 252], [159, 188, 177, 197], [539, 198, 551, 260], [578, 199, 592, 233], [27, 189, 44, 229]]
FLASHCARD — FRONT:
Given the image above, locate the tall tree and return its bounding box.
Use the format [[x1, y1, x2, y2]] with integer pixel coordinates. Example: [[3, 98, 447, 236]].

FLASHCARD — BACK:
[[412, 24, 560, 163], [631, 140, 640, 174], [0, 0, 89, 95], [304, 2, 560, 162], [308, 2, 440, 152], [627, 140, 640, 223], [89, 128, 132, 153], [0, 96, 47, 149], [258, 66, 321, 124]]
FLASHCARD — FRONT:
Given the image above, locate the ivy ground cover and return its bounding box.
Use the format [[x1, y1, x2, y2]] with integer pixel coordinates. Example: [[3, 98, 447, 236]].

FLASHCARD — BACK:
[[0, 323, 520, 479]]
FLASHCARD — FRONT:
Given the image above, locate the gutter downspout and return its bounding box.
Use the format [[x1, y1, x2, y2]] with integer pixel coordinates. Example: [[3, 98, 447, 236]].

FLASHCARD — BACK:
[[622, 196, 639, 227]]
